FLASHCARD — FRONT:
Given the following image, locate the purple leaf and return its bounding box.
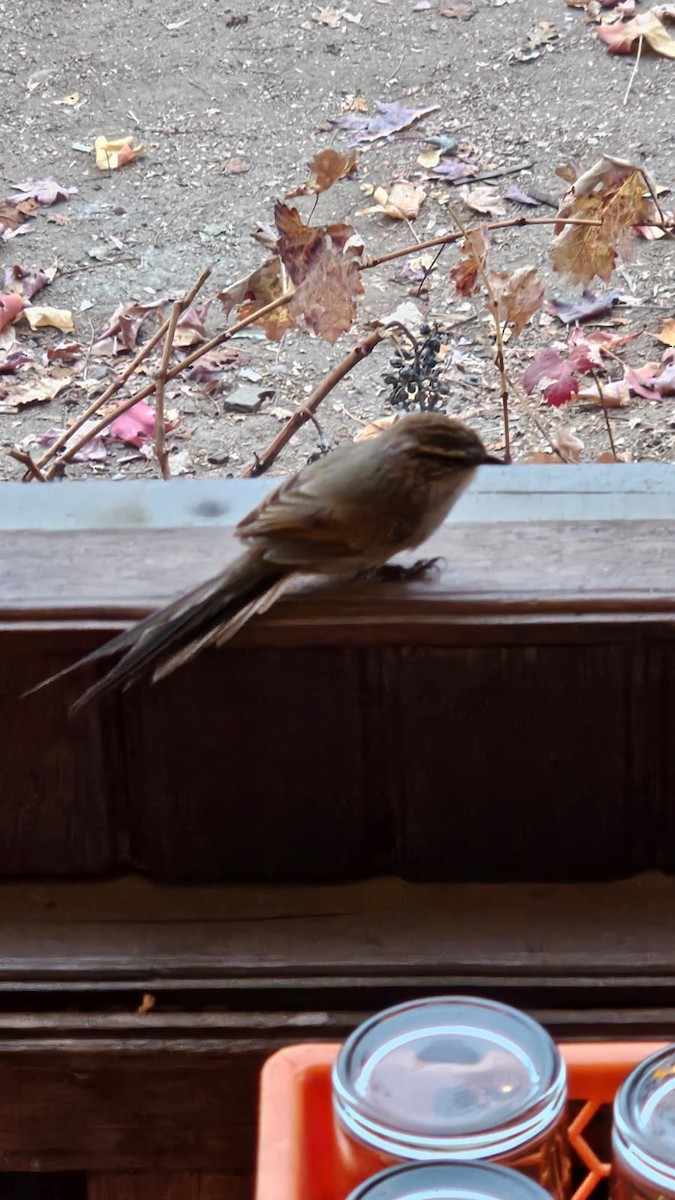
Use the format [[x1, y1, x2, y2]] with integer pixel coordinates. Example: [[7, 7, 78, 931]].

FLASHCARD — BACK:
[[10, 178, 77, 206], [504, 184, 542, 206], [330, 101, 439, 144], [547, 289, 622, 324]]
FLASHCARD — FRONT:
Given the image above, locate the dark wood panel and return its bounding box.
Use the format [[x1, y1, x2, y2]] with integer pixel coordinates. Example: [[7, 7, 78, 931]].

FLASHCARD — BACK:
[[88, 1172, 249, 1200], [124, 647, 372, 881], [0, 1178, 85, 1200], [0, 631, 124, 876], [0, 1044, 259, 1172], [393, 643, 654, 880]]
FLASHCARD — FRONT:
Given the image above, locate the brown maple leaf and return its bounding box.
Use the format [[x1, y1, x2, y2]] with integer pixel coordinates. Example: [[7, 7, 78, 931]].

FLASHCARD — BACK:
[[450, 226, 489, 297], [488, 267, 545, 337], [274, 203, 364, 343], [218, 257, 296, 342], [550, 155, 657, 285], [286, 148, 358, 198]]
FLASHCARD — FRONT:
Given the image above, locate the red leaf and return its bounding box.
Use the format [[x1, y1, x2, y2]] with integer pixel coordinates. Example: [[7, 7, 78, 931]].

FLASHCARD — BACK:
[[109, 400, 178, 447], [523, 347, 579, 406]]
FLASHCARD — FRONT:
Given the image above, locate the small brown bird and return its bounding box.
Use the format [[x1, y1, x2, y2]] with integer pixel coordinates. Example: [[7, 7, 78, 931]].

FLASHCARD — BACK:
[[32, 413, 501, 712]]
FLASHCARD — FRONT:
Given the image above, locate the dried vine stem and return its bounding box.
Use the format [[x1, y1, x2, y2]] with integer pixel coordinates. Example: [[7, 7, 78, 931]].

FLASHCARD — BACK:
[[44, 289, 295, 478], [154, 300, 182, 479], [364, 214, 605, 271], [447, 201, 511, 461], [8, 448, 46, 481], [35, 266, 213, 474], [590, 367, 619, 460], [241, 329, 384, 477]]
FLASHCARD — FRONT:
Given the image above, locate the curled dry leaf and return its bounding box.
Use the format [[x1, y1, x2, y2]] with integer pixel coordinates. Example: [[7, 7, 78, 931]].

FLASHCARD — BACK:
[[94, 136, 146, 170], [218, 256, 296, 342], [552, 427, 585, 462], [354, 415, 398, 442], [655, 317, 675, 346], [109, 399, 178, 447], [459, 185, 505, 216], [286, 148, 358, 198], [547, 287, 622, 323], [550, 155, 658, 285], [577, 379, 630, 406], [0, 293, 25, 332], [370, 181, 426, 220], [10, 178, 77, 205], [488, 267, 545, 337], [0, 371, 72, 413], [274, 203, 364, 344], [3, 263, 57, 300], [450, 226, 489, 296], [312, 6, 343, 25], [597, 6, 675, 54], [23, 306, 74, 332]]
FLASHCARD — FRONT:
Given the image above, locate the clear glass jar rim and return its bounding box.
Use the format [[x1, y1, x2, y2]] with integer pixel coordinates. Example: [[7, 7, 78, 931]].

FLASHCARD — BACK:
[[613, 1045, 675, 1188], [346, 1160, 553, 1200], [333, 996, 567, 1159]]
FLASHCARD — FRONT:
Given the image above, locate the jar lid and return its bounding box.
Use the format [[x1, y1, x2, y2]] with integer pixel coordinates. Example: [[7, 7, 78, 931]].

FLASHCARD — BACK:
[[333, 997, 566, 1160], [346, 1161, 553, 1200], [614, 1045, 675, 1188]]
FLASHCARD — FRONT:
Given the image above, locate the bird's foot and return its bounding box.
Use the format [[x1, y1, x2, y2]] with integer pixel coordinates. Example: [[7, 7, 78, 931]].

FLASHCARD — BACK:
[[371, 556, 446, 583]]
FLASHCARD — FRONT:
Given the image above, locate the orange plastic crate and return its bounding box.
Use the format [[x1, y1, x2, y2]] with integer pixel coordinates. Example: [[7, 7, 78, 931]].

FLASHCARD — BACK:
[[255, 1041, 667, 1200]]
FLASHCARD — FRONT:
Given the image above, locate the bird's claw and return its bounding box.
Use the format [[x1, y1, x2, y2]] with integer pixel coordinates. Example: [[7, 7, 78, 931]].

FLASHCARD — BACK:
[[372, 556, 446, 583]]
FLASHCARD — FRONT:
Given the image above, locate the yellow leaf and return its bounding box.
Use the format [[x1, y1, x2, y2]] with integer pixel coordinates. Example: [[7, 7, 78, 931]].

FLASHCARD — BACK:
[[550, 158, 653, 285], [23, 306, 74, 332], [371, 181, 426, 219], [417, 149, 442, 169], [94, 135, 145, 170]]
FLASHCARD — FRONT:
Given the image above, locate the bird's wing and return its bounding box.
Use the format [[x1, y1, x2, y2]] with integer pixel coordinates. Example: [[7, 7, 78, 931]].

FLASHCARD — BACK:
[[237, 469, 365, 563]]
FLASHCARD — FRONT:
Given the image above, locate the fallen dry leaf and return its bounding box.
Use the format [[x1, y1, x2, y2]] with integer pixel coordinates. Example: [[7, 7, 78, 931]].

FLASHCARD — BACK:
[[655, 317, 675, 346], [0, 294, 25, 332], [354, 415, 398, 441], [4, 263, 57, 300], [577, 379, 629, 406], [597, 6, 675, 54], [23, 306, 74, 332], [460, 184, 505, 216], [137, 993, 156, 1015], [523, 347, 579, 407], [488, 267, 545, 337], [10, 178, 76, 205], [552, 427, 585, 462], [94, 135, 145, 170], [548, 287, 622, 323], [109, 399, 178, 446], [224, 157, 251, 175], [440, 1, 475, 16], [0, 371, 71, 412], [370, 180, 426, 220], [286, 148, 358, 198], [312, 6, 343, 25], [330, 100, 439, 144]]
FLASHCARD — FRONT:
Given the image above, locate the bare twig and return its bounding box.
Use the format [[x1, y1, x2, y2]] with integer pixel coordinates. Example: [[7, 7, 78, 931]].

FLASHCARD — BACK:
[[590, 367, 619, 460], [36, 266, 213, 473], [155, 300, 182, 479], [623, 34, 643, 106], [363, 214, 605, 270], [9, 448, 46, 481], [45, 289, 296, 478], [240, 329, 384, 477]]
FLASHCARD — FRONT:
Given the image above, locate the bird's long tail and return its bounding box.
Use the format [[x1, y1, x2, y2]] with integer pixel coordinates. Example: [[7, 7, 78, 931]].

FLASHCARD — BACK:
[[25, 549, 289, 714]]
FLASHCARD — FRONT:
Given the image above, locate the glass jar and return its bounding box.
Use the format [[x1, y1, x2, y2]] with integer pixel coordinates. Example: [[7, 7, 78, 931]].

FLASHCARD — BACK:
[[346, 1161, 555, 1200], [612, 1045, 675, 1200], [333, 997, 570, 1200]]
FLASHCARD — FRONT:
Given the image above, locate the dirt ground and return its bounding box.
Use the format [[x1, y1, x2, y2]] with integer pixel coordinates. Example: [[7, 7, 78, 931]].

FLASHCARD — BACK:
[[1, 0, 673, 481]]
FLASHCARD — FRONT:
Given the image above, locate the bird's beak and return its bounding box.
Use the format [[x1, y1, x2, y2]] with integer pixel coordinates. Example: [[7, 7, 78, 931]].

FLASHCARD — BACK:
[[483, 453, 505, 465]]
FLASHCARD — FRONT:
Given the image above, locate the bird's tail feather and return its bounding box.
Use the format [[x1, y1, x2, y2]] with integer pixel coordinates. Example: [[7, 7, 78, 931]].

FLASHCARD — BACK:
[[24, 550, 286, 714]]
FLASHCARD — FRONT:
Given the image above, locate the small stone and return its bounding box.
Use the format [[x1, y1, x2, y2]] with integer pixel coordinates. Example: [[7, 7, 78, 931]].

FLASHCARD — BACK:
[[221, 385, 274, 413]]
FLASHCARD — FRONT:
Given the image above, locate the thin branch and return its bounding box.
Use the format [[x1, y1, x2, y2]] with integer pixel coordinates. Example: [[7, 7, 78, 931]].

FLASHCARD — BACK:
[[155, 300, 182, 479], [240, 329, 384, 477], [363, 214, 605, 270], [35, 266, 213, 473], [590, 367, 619, 460], [446, 202, 511, 461], [44, 289, 295, 478], [9, 448, 46, 481]]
